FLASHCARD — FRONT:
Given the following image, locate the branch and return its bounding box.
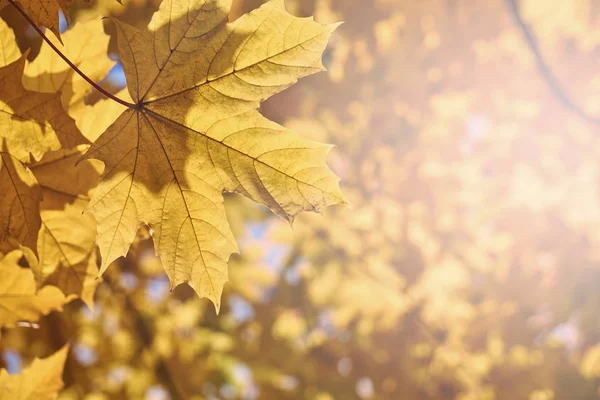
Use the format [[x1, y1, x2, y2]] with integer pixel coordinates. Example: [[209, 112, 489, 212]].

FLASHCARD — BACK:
[[7, 0, 136, 109], [506, 0, 600, 126]]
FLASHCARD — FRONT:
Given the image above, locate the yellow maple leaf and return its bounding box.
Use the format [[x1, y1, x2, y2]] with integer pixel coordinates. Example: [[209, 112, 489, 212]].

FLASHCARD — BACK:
[[0, 0, 72, 41], [73, 89, 130, 142], [0, 151, 42, 253], [0, 250, 67, 328], [35, 211, 100, 309], [0, 19, 20, 66], [0, 345, 69, 400], [27, 146, 102, 308], [23, 19, 115, 115], [5, 12, 121, 143], [0, 55, 87, 162], [82, 0, 346, 311], [29, 145, 103, 211]]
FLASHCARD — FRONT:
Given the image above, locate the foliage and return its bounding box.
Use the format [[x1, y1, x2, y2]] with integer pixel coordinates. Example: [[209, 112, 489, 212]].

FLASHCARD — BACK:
[[1, 0, 600, 399], [0, 345, 69, 399]]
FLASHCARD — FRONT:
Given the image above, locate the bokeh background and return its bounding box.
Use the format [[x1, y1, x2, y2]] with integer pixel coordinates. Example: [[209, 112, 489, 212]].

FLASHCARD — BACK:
[[3, 0, 600, 399]]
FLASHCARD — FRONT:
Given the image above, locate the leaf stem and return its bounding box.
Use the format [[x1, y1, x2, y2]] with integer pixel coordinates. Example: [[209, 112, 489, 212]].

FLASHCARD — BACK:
[[7, 0, 137, 109]]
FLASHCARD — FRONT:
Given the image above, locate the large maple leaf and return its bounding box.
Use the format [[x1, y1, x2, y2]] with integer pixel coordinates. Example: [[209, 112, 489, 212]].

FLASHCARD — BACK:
[[83, 0, 346, 310]]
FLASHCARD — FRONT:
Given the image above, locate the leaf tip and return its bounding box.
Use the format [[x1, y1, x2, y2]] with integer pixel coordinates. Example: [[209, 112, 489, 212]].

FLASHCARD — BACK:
[[50, 26, 64, 45], [85, 300, 96, 313], [330, 21, 344, 30], [211, 298, 221, 314]]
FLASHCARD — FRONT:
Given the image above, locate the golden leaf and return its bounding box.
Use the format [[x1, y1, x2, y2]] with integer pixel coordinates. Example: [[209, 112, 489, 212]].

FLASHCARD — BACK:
[[29, 145, 103, 211], [36, 211, 100, 309], [74, 89, 130, 142], [83, 0, 346, 311], [0, 151, 42, 253], [0, 55, 87, 162], [26, 146, 102, 308], [0, 250, 67, 328], [23, 19, 115, 115], [1, 0, 73, 41], [0, 19, 20, 67], [0, 345, 69, 400]]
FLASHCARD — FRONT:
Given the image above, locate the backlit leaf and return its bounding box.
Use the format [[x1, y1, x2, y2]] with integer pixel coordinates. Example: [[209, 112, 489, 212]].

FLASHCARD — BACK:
[[0, 55, 87, 162], [73, 89, 130, 142], [0, 151, 42, 253], [0, 19, 20, 66], [36, 211, 100, 309], [0, 250, 67, 328], [83, 0, 346, 311], [27, 146, 102, 308], [0, 345, 69, 400], [29, 145, 103, 211], [23, 19, 115, 115], [1, 0, 73, 41]]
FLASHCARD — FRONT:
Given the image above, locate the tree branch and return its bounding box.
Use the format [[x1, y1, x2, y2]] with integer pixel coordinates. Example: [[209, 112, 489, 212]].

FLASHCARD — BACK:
[[7, 0, 136, 109], [506, 0, 600, 126]]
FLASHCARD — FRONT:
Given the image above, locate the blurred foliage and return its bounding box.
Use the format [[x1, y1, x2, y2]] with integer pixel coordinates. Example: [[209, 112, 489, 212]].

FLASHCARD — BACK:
[[3, 0, 600, 399]]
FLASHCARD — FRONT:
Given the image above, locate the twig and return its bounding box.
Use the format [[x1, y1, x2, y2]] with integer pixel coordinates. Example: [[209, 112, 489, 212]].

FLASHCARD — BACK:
[[7, 0, 136, 109], [506, 0, 600, 126]]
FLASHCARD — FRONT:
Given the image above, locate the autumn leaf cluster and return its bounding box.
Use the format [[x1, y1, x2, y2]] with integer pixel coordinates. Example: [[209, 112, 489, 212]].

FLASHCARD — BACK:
[[0, 0, 344, 397]]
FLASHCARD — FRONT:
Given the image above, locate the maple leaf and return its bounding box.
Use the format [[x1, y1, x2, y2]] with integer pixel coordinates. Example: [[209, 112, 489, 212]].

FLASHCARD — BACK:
[[0, 0, 72, 41], [35, 211, 100, 309], [0, 55, 87, 163], [0, 150, 42, 253], [27, 146, 102, 308], [30, 145, 102, 211], [82, 0, 346, 311], [23, 19, 115, 116], [0, 250, 67, 328], [0, 345, 69, 400], [0, 19, 20, 66], [73, 88, 130, 142]]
